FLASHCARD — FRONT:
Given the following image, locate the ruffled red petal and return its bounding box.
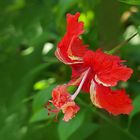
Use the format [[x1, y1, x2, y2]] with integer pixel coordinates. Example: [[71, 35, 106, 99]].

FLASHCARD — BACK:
[[66, 13, 84, 36], [51, 85, 70, 108], [84, 49, 133, 87], [90, 81, 133, 115], [55, 12, 88, 64], [61, 101, 80, 122]]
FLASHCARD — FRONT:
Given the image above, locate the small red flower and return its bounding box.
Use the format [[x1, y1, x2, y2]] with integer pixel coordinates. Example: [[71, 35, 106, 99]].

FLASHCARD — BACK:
[[47, 85, 80, 122], [61, 101, 80, 122], [51, 85, 70, 109]]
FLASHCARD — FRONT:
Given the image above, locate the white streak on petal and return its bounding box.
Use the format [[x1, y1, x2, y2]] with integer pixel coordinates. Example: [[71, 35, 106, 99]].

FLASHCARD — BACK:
[[95, 75, 111, 87], [55, 48, 83, 65], [67, 36, 83, 61], [90, 80, 101, 108]]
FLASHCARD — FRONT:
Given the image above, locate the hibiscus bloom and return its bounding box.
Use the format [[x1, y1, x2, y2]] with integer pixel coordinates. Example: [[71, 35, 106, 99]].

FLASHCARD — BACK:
[[46, 85, 80, 122], [46, 12, 133, 122]]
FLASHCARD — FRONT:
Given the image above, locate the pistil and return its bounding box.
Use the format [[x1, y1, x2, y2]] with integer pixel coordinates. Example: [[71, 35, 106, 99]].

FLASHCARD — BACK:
[[70, 68, 90, 100]]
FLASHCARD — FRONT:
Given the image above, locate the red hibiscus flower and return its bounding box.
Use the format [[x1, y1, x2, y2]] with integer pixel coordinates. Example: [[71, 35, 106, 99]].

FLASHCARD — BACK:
[[46, 85, 80, 122], [46, 12, 133, 122]]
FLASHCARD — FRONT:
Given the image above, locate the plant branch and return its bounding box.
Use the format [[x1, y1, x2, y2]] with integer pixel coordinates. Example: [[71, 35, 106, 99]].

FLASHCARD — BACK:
[[108, 32, 138, 54]]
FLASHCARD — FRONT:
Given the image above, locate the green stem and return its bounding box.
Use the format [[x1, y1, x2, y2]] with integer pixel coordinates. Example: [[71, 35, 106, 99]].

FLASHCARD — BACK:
[[22, 95, 34, 103], [108, 32, 138, 54], [77, 98, 138, 140], [127, 118, 132, 131]]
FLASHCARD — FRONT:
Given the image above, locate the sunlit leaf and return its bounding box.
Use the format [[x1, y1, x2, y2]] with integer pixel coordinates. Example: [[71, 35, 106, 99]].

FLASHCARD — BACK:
[[33, 78, 55, 90]]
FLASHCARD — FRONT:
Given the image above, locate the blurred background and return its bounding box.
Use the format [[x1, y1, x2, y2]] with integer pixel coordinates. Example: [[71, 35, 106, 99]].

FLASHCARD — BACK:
[[0, 0, 140, 140]]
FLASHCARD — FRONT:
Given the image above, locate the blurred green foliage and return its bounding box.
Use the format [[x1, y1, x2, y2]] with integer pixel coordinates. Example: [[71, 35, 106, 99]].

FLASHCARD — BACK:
[[0, 0, 140, 140], [120, 0, 140, 5]]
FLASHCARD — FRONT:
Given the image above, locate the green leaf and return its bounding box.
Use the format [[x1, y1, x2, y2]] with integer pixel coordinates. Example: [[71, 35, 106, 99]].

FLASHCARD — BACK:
[[59, 0, 79, 13], [58, 110, 85, 140], [32, 84, 56, 112], [57, 0, 79, 24], [30, 108, 52, 123], [129, 95, 140, 120], [6, 0, 25, 12], [69, 123, 99, 140], [11, 63, 51, 110], [119, 0, 140, 5], [137, 26, 140, 35], [33, 78, 55, 90]]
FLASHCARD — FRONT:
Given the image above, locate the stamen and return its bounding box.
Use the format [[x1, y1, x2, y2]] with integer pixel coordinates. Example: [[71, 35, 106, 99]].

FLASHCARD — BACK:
[[45, 101, 59, 114], [70, 68, 90, 100]]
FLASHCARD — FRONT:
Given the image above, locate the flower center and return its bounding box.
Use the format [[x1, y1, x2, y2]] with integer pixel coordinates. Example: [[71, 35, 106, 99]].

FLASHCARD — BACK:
[[70, 68, 90, 100]]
